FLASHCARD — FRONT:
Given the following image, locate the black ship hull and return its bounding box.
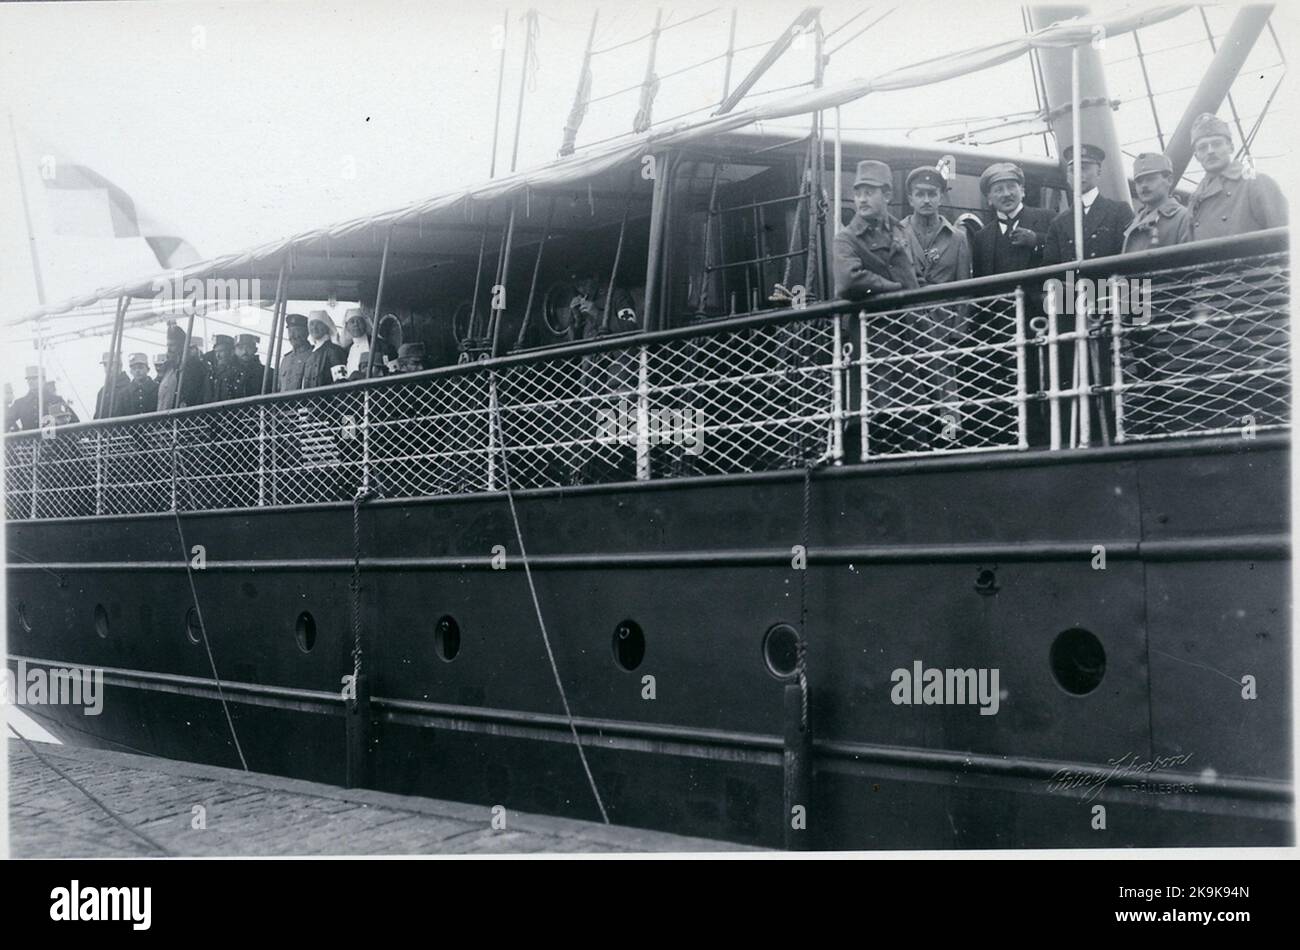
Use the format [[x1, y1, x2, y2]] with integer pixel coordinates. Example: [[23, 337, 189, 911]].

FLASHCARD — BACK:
[[7, 434, 1291, 850]]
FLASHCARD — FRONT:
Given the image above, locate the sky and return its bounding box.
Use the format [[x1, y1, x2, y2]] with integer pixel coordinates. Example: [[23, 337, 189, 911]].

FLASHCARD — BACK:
[[0, 0, 1294, 415]]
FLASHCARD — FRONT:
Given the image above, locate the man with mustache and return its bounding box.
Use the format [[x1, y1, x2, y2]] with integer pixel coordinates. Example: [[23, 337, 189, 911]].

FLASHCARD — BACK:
[[900, 165, 971, 287], [1122, 152, 1191, 254], [971, 162, 1054, 278], [1186, 112, 1287, 241]]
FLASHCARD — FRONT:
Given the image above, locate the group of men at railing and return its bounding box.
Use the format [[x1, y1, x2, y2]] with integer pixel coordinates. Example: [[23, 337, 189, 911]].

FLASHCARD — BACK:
[[833, 112, 1287, 299], [4, 308, 435, 433]]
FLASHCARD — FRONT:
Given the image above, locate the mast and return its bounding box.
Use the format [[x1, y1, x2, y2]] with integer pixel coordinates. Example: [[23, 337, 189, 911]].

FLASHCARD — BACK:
[[1027, 5, 1128, 203], [1163, 5, 1274, 182]]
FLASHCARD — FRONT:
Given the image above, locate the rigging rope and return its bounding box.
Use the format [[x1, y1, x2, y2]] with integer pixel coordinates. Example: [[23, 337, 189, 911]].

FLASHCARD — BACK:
[[171, 444, 248, 771], [9, 723, 174, 855], [488, 373, 610, 824]]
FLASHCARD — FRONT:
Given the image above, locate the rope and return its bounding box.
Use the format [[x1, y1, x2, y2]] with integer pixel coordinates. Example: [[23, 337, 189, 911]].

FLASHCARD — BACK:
[[796, 463, 814, 732], [8, 723, 174, 855], [171, 447, 248, 771], [351, 484, 379, 691], [488, 372, 610, 824]]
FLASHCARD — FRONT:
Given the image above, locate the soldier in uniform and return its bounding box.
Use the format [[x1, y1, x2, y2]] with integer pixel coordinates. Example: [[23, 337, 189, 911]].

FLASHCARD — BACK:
[[94, 351, 130, 419], [277, 314, 313, 392], [233, 333, 268, 398], [8, 366, 43, 431], [900, 165, 971, 287], [1187, 112, 1287, 240], [121, 353, 159, 416], [157, 325, 211, 410], [1122, 152, 1192, 254], [971, 163, 1054, 277], [833, 159, 918, 299], [1042, 144, 1134, 264], [208, 334, 241, 402]]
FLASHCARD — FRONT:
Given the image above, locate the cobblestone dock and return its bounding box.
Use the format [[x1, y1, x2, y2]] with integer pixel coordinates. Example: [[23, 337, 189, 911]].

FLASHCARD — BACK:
[[8, 739, 751, 856]]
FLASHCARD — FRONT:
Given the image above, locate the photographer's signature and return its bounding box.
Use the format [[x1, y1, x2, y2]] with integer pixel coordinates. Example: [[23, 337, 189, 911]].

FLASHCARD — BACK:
[[1046, 751, 1195, 802]]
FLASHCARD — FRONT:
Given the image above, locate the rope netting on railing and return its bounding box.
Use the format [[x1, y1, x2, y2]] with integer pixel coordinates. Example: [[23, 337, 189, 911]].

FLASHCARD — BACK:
[[857, 293, 1027, 459], [1110, 252, 1290, 442], [3, 249, 1289, 521], [4, 318, 841, 519]]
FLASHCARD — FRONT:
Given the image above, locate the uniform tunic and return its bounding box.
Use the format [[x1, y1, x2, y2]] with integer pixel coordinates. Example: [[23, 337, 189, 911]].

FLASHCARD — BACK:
[[1187, 163, 1287, 241], [277, 345, 313, 392], [832, 213, 919, 300], [900, 214, 971, 286], [1122, 196, 1192, 254], [120, 376, 159, 416]]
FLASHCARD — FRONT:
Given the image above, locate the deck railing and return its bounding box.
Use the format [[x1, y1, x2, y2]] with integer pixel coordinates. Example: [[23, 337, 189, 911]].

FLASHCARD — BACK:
[[4, 230, 1288, 521]]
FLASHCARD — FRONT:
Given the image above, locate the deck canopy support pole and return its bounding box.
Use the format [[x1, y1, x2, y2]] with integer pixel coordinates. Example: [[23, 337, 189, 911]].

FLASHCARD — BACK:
[[365, 228, 393, 376], [261, 256, 289, 395]]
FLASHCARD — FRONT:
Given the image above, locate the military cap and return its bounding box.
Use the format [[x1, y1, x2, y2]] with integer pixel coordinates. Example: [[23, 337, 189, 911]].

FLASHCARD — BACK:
[[153, 353, 168, 368], [852, 159, 892, 189], [905, 165, 948, 193], [1132, 152, 1173, 180], [1061, 143, 1106, 165], [1191, 112, 1231, 146], [191, 335, 206, 351], [979, 162, 1024, 196], [397, 342, 426, 359], [128, 352, 149, 366], [24, 365, 40, 379], [213, 334, 235, 347], [99, 351, 117, 365], [236, 333, 259, 348], [285, 313, 308, 329]]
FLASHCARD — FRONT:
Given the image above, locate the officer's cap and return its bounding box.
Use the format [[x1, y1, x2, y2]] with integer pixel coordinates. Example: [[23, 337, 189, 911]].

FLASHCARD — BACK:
[[236, 333, 259, 348], [852, 159, 892, 189], [153, 353, 168, 367], [1191, 112, 1232, 147], [285, 313, 308, 329], [24, 365, 40, 379], [979, 162, 1024, 196], [1132, 152, 1173, 180], [1062, 143, 1106, 165], [905, 166, 947, 194], [213, 334, 235, 348]]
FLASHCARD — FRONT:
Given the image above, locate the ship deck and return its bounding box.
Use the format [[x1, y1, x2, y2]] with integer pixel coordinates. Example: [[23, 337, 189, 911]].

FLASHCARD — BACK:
[[7, 737, 752, 856]]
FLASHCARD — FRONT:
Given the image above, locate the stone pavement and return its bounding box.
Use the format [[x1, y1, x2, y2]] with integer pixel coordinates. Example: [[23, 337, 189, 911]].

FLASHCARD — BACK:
[[8, 739, 751, 856]]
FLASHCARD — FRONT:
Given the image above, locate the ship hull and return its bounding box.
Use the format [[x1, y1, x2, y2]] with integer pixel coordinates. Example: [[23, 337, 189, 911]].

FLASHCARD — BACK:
[[7, 435, 1292, 849]]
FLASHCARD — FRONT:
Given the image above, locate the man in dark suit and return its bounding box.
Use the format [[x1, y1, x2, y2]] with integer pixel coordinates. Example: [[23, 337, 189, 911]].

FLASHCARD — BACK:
[[967, 163, 1056, 448], [1042, 144, 1134, 264], [971, 162, 1055, 278]]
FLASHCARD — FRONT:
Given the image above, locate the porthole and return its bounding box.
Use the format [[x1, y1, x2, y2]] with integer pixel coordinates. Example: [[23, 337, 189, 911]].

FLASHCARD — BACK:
[[185, 606, 203, 645], [295, 611, 317, 653], [612, 619, 645, 671], [1050, 627, 1106, 696], [16, 602, 32, 633], [93, 603, 109, 639], [763, 623, 801, 680], [434, 615, 461, 662]]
